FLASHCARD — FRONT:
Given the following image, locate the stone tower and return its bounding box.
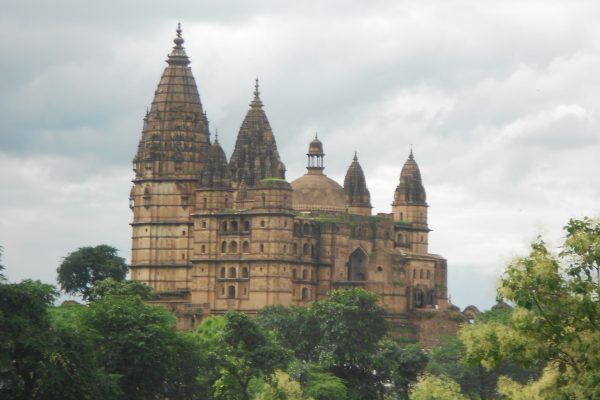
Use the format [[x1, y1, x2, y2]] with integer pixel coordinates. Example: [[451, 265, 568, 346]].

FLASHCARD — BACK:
[[130, 25, 210, 292], [228, 80, 283, 194], [392, 149, 430, 254], [343, 152, 372, 216]]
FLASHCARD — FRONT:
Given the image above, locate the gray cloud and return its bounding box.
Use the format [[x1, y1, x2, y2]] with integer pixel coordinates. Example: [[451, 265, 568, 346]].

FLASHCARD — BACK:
[[1, 0, 600, 310]]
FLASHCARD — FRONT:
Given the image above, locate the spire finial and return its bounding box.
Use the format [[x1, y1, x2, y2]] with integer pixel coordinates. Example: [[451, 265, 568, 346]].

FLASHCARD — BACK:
[[409, 145, 414, 160], [173, 22, 184, 47], [353, 149, 358, 161], [250, 78, 263, 108], [215, 128, 219, 143], [315, 131, 318, 139]]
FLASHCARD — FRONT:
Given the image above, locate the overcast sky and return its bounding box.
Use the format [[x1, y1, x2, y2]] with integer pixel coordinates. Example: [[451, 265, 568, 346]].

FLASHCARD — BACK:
[[1, 0, 599, 310]]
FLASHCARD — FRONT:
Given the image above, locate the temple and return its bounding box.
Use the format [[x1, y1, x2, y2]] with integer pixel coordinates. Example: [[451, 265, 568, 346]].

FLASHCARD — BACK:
[[130, 25, 448, 329]]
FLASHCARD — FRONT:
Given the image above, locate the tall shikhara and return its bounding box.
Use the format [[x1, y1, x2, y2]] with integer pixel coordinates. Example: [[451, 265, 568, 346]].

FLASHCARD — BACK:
[[130, 25, 210, 291], [228, 79, 285, 190], [130, 26, 449, 330]]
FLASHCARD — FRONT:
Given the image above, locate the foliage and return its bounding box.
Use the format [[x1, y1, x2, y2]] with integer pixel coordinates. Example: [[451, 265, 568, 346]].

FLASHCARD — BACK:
[[0, 245, 6, 281], [410, 374, 468, 400], [257, 305, 320, 362], [288, 361, 347, 400], [0, 280, 58, 399], [57, 245, 128, 300], [254, 370, 308, 400], [461, 218, 600, 398], [82, 295, 205, 400], [374, 338, 428, 399], [193, 312, 290, 400], [88, 277, 156, 301]]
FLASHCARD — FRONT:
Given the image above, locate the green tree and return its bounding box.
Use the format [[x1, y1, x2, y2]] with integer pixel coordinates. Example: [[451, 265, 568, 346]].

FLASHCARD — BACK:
[[57, 245, 128, 300], [254, 370, 309, 400], [82, 295, 203, 400], [88, 277, 155, 301], [374, 338, 428, 399], [312, 288, 387, 399], [0, 245, 6, 281], [257, 305, 320, 362], [288, 361, 347, 400], [0, 280, 57, 399], [194, 312, 290, 400], [461, 218, 600, 398], [410, 374, 467, 400]]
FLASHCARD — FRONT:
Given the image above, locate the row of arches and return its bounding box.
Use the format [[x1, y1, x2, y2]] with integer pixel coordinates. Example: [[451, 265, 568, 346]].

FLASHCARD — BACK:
[[221, 220, 251, 232], [291, 268, 314, 281], [220, 240, 250, 254], [413, 288, 436, 308], [413, 269, 432, 280], [219, 266, 249, 279], [293, 222, 316, 235]]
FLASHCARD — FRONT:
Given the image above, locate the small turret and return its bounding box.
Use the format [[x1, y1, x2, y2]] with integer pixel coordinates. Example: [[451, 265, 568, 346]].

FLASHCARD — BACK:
[[196, 135, 233, 211], [343, 151, 372, 216], [229, 79, 283, 190], [392, 149, 429, 253]]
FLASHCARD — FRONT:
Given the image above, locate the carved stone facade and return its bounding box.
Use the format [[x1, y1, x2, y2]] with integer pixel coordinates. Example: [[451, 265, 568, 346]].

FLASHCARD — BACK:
[[130, 26, 448, 329]]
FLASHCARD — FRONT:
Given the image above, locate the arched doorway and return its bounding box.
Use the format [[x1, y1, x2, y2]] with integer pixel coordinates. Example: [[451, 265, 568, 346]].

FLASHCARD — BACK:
[[348, 248, 368, 281]]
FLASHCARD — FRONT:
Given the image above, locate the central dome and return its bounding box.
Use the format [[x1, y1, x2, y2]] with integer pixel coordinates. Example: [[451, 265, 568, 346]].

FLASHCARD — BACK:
[[291, 135, 345, 214], [291, 171, 346, 214]]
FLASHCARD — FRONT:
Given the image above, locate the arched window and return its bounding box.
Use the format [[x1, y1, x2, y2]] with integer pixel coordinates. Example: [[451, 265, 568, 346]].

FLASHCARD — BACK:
[[283, 244, 287, 253], [231, 221, 238, 231], [260, 244, 264, 253], [229, 241, 238, 253], [222, 221, 228, 232], [301, 287, 309, 300], [293, 243, 298, 254], [303, 244, 309, 255], [348, 248, 368, 281], [242, 267, 249, 278], [227, 285, 236, 299], [311, 244, 316, 257], [412, 269, 416, 278], [243, 221, 250, 231], [261, 193, 266, 207], [203, 197, 207, 208], [220, 267, 226, 278], [426, 270, 430, 279], [303, 223, 309, 234], [229, 267, 237, 278], [260, 220, 265, 227], [292, 268, 297, 279], [310, 270, 314, 281], [302, 269, 308, 280], [143, 187, 151, 209], [294, 223, 300, 234], [413, 288, 424, 308], [221, 241, 227, 253], [201, 245, 206, 253], [225, 197, 229, 208], [201, 221, 207, 228], [242, 241, 250, 253]]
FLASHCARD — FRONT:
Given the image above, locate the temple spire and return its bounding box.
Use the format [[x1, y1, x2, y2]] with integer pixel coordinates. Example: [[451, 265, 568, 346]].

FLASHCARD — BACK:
[[409, 145, 414, 160], [167, 23, 190, 66], [251, 77, 263, 108]]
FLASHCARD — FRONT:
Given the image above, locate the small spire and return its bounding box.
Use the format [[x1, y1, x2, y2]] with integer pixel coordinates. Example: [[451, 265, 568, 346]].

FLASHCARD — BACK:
[[409, 145, 414, 160], [214, 128, 219, 144], [254, 77, 260, 97], [173, 22, 184, 47], [353, 150, 358, 162], [315, 131, 318, 139], [250, 78, 263, 108], [167, 22, 190, 65]]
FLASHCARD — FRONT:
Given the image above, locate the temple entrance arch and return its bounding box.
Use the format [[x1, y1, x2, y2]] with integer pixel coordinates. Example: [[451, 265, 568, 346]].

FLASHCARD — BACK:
[[348, 247, 368, 281]]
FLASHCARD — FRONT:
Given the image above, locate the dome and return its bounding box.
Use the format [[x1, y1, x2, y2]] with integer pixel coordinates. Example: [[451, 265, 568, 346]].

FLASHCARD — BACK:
[[308, 137, 323, 155], [291, 172, 345, 214]]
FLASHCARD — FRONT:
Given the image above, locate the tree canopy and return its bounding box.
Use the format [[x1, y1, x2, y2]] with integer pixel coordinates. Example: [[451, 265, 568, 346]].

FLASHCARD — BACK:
[[56, 245, 128, 300]]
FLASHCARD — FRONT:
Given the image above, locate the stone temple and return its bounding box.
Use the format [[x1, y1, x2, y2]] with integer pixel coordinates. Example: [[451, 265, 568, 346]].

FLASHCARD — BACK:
[[130, 25, 449, 329]]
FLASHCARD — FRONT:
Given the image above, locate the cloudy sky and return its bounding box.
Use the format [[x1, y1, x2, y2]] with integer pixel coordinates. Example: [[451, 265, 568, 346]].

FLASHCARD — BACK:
[[1, 0, 599, 310]]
